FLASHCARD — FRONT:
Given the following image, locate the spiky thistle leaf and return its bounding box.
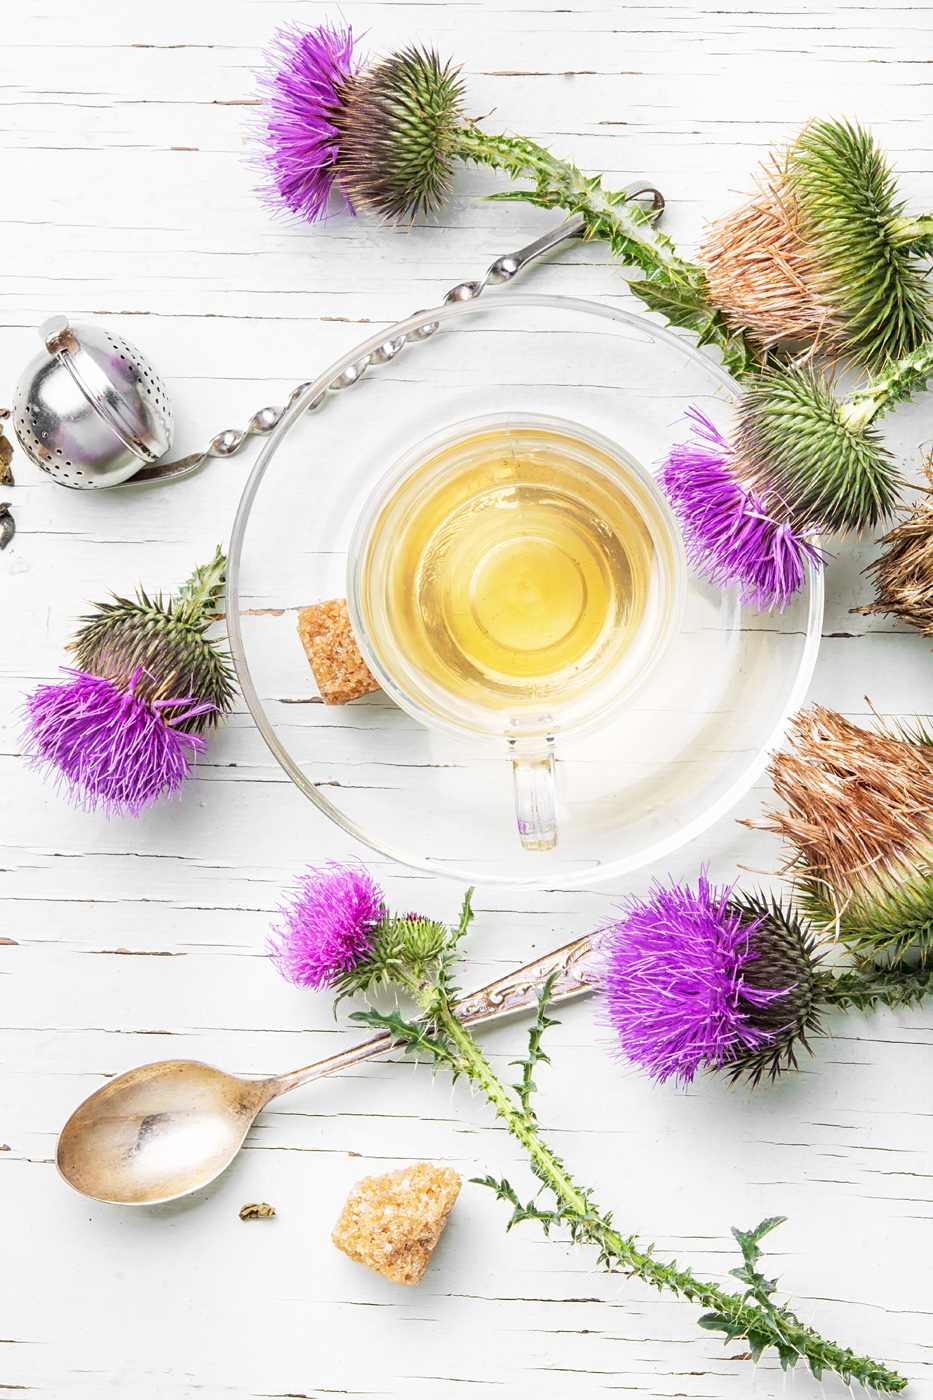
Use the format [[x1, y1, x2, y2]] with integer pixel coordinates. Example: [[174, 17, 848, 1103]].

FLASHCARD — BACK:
[[824, 961, 933, 1014]]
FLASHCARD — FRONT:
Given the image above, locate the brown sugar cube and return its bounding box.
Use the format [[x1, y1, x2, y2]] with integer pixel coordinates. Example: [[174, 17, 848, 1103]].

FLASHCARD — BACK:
[[331, 1162, 462, 1285], [297, 599, 380, 706]]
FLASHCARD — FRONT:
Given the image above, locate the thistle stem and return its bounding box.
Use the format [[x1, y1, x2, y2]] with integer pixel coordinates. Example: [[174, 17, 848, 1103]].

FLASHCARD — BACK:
[[172, 545, 227, 622], [411, 980, 905, 1392], [448, 125, 762, 380], [841, 339, 933, 429], [449, 125, 678, 274], [889, 212, 933, 249], [824, 962, 933, 1013]]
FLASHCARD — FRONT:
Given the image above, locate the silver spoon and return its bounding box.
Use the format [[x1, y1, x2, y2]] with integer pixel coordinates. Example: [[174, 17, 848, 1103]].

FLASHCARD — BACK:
[[56, 933, 604, 1205]]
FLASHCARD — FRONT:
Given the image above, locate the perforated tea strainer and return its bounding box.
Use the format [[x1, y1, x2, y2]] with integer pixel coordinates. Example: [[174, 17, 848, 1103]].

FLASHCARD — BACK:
[[13, 316, 174, 488], [9, 192, 664, 491]]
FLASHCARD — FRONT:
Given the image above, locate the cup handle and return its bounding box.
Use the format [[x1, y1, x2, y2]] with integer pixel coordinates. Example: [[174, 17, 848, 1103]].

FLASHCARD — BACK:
[[511, 740, 558, 851]]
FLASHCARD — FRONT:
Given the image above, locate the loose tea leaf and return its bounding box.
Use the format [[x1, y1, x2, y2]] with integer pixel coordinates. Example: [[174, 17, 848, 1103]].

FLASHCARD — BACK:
[[239, 1202, 275, 1220], [0, 429, 14, 488], [0, 503, 14, 551]]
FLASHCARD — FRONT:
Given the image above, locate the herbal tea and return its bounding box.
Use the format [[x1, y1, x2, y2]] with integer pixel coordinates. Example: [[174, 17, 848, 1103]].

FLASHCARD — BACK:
[[353, 419, 680, 728]]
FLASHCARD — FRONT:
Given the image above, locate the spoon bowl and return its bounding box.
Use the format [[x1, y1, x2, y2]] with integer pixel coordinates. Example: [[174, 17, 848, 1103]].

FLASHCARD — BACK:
[[56, 1061, 275, 1205]]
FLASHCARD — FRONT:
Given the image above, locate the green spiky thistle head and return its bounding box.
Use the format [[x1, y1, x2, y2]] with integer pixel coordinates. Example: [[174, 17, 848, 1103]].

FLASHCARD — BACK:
[[68, 547, 236, 735], [701, 118, 933, 368], [722, 892, 826, 1085], [255, 26, 466, 225], [733, 366, 900, 534], [333, 910, 450, 999], [333, 47, 467, 222], [752, 704, 933, 964]]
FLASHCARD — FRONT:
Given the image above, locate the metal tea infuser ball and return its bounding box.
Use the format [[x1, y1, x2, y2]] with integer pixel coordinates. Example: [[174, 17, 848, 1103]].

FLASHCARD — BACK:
[[10, 196, 665, 492], [13, 316, 175, 488], [12, 314, 277, 491]]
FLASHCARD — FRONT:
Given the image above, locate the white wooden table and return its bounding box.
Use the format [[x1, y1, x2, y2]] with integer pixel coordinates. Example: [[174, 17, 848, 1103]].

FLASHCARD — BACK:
[[4, 3, 933, 1397]]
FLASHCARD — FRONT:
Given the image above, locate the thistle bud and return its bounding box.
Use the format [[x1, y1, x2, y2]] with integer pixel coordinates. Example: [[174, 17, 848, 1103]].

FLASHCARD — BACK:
[[753, 704, 933, 965], [22, 549, 235, 817], [857, 459, 933, 634], [662, 370, 900, 608], [332, 48, 466, 223], [700, 119, 933, 369], [601, 875, 825, 1086]]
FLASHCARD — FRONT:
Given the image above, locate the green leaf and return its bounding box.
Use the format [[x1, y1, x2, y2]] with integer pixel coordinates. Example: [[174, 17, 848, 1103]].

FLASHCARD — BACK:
[[348, 1006, 456, 1075], [776, 1343, 803, 1372], [734, 1215, 788, 1252], [172, 545, 227, 618], [629, 270, 714, 329], [455, 888, 475, 941], [696, 1313, 748, 1343], [629, 275, 761, 380], [469, 1174, 521, 1207], [510, 973, 561, 1122]]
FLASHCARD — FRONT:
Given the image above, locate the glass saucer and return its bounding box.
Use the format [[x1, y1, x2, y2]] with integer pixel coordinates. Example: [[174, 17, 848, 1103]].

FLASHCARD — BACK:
[[226, 293, 822, 889]]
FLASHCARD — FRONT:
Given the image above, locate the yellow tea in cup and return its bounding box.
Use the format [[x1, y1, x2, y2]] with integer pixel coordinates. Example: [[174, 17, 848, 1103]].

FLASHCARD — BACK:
[[349, 414, 684, 746]]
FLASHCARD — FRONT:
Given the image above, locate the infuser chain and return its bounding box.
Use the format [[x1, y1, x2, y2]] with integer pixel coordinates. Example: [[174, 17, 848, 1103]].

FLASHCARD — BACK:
[[130, 184, 665, 487]]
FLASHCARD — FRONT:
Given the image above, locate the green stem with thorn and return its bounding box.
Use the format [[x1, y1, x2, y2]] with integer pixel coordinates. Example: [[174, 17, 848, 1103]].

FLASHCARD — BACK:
[[889, 212, 933, 250], [822, 961, 933, 1012], [840, 340, 933, 430], [346, 915, 906, 1393], [448, 125, 763, 381]]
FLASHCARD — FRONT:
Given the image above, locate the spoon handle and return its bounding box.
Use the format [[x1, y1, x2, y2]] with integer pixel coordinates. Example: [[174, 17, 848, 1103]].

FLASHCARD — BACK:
[[267, 931, 604, 1097]]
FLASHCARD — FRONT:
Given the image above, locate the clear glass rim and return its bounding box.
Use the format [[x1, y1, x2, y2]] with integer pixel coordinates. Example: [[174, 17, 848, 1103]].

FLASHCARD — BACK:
[[226, 291, 824, 890], [345, 408, 688, 746]]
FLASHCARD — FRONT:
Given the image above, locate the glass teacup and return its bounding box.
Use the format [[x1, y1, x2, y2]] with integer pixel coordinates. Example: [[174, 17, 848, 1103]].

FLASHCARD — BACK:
[[347, 413, 685, 850]]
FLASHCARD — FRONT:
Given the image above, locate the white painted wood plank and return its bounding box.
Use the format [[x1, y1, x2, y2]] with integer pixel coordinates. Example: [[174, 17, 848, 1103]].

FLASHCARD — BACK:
[[3, 1, 933, 1397]]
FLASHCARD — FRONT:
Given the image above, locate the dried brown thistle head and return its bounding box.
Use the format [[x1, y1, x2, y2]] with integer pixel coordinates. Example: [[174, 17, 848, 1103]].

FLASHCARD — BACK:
[[856, 459, 933, 635], [753, 704, 933, 895], [698, 158, 843, 357], [749, 704, 933, 961], [699, 119, 933, 369]]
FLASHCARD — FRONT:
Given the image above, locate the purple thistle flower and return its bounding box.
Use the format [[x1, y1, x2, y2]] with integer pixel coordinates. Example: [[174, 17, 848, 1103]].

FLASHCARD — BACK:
[[254, 22, 361, 222], [601, 875, 788, 1086], [661, 408, 825, 610], [269, 862, 385, 989], [22, 667, 212, 819]]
